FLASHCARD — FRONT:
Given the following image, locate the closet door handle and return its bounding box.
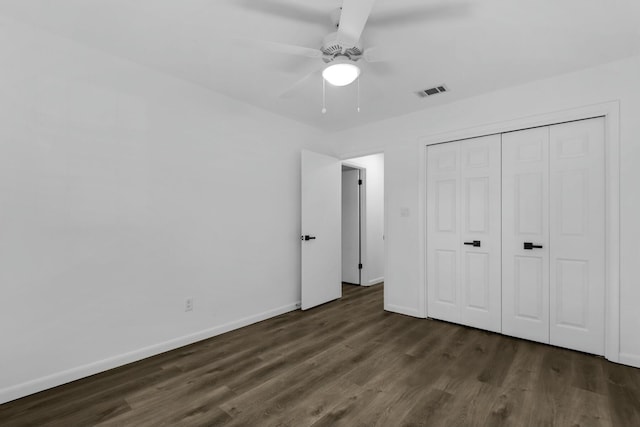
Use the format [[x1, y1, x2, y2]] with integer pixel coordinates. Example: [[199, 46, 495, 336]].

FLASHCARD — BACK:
[[523, 242, 543, 250], [301, 235, 316, 241], [464, 240, 481, 247]]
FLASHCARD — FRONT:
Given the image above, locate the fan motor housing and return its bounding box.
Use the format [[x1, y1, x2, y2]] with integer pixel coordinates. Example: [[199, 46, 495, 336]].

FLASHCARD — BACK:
[[321, 32, 363, 63]]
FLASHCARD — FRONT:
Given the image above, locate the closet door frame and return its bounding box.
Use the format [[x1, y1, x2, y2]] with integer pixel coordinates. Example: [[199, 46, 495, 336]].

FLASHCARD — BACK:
[[418, 101, 621, 364]]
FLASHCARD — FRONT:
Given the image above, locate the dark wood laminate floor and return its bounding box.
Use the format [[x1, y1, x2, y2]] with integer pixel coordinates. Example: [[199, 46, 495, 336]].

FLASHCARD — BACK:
[[2, 283, 640, 427]]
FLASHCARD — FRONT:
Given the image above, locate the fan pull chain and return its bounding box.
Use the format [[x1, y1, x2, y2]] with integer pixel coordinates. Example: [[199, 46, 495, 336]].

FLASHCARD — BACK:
[[321, 78, 327, 114], [357, 77, 361, 113]]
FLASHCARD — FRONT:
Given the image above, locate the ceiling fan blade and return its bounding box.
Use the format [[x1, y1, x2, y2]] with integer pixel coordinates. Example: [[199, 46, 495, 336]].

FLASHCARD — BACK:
[[337, 0, 376, 45], [235, 0, 328, 26], [367, 2, 471, 27], [236, 38, 323, 58], [279, 64, 324, 99], [356, 62, 386, 99], [364, 60, 394, 77], [363, 46, 393, 63]]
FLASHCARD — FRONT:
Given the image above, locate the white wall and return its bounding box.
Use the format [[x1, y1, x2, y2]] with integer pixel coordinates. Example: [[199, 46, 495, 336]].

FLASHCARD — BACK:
[[0, 17, 327, 403], [330, 55, 640, 366], [346, 154, 385, 286]]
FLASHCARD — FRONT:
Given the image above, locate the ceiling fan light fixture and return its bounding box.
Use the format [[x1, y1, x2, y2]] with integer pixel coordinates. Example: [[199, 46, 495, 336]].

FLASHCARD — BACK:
[[322, 62, 361, 87]]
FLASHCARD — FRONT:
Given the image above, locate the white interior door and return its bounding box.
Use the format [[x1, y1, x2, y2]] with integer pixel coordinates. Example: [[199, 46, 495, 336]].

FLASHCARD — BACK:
[[459, 135, 502, 332], [301, 150, 341, 310], [342, 168, 360, 285], [549, 118, 605, 355], [502, 127, 550, 344], [427, 136, 501, 331], [427, 142, 461, 323]]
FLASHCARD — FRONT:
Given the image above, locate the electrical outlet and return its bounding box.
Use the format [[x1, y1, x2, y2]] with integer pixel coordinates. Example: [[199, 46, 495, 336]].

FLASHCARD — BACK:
[[185, 297, 193, 312]]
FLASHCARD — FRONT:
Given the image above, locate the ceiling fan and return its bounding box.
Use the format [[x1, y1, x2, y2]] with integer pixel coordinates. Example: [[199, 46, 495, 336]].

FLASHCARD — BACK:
[[237, 0, 467, 99], [238, 0, 380, 96]]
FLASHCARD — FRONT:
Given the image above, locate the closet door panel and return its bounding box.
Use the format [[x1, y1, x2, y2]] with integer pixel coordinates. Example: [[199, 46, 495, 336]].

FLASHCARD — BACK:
[[459, 135, 502, 332], [427, 135, 502, 331], [427, 143, 461, 322], [549, 118, 605, 355], [502, 127, 550, 344]]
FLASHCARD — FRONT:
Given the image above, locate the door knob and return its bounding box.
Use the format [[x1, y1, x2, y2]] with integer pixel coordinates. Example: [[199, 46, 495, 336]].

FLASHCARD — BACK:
[[464, 240, 481, 247], [523, 242, 543, 250], [301, 235, 316, 241]]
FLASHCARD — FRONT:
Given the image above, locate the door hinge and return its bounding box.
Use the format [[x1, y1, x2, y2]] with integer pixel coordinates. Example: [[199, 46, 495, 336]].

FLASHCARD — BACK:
[[358, 179, 363, 185], [358, 263, 363, 269]]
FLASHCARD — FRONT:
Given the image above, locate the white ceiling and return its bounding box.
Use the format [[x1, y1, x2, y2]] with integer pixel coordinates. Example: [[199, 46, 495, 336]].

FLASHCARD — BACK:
[[1, 0, 639, 131]]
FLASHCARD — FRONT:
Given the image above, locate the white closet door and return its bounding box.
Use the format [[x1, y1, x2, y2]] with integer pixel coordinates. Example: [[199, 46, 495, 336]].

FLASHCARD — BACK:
[[502, 127, 550, 344], [427, 136, 501, 331], [459, 136, 502, 332], [549, 118, 605, 355], [427, 142, 461, 323]]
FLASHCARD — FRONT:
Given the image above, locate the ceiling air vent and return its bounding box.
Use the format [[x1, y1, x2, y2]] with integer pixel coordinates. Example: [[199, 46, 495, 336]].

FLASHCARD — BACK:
[[417, 85, 448, 98]]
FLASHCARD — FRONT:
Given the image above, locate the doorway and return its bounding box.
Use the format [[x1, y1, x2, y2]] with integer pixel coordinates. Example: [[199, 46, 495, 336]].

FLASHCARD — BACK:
[[341, 164, 362, 285], [342, 153, 385, 287]]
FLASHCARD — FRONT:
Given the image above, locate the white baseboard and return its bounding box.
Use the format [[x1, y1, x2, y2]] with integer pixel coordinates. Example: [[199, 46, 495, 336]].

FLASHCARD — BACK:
[[365, 277, 384, 286], [0, 301, 300, 405], [619, 352, 640, 369], [385, 303, 421, 318]]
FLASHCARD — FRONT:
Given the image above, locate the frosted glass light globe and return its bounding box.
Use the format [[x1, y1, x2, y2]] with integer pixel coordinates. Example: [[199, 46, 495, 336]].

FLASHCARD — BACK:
[[322, 63, 360, 87]]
